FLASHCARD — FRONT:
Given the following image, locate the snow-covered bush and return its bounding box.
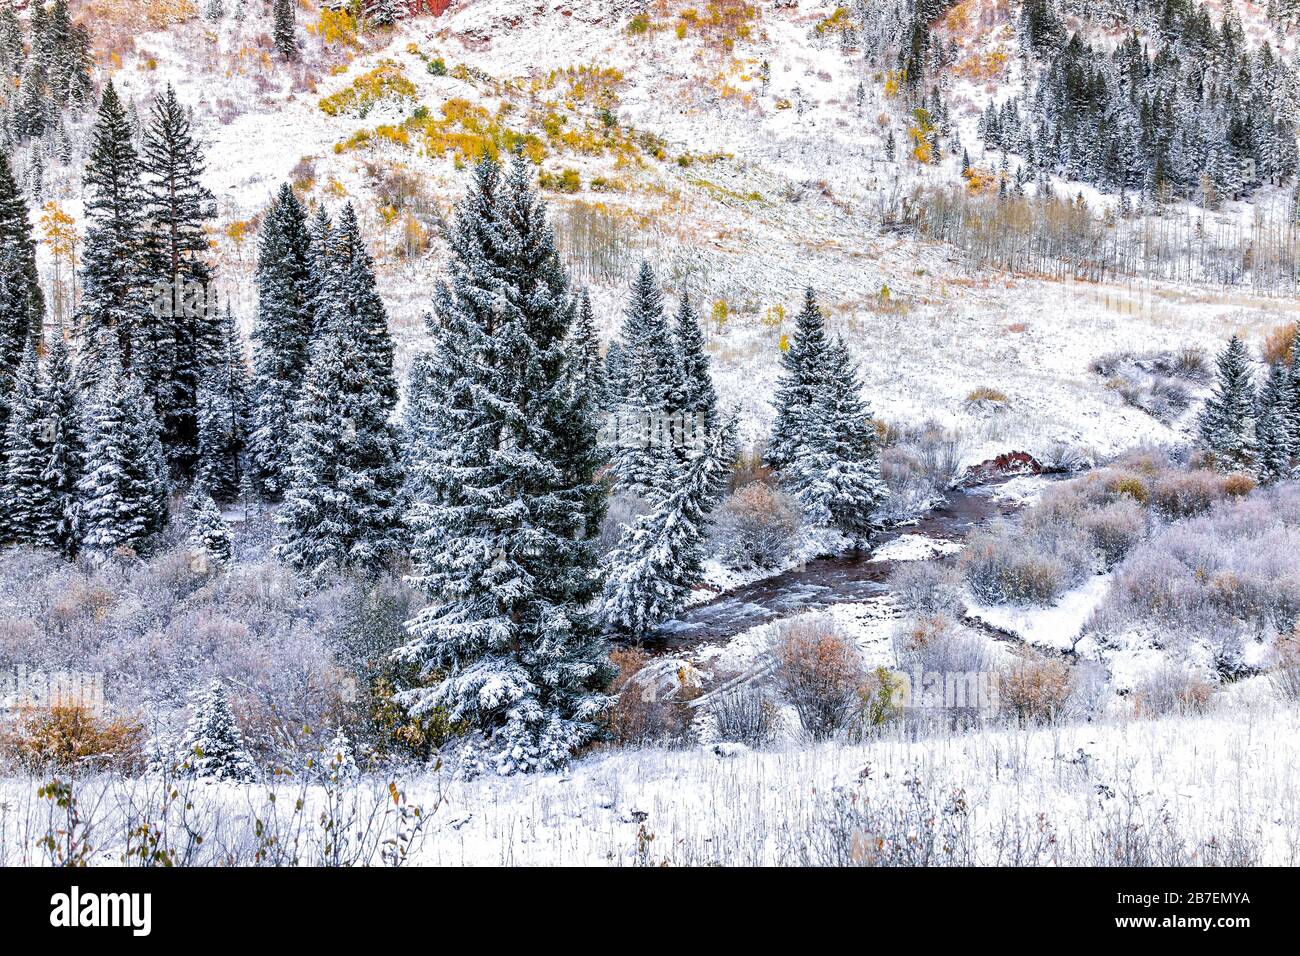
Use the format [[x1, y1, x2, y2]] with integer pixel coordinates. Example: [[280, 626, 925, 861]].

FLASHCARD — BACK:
[[999, 652, 1074, 724], [1079, 498, 1146, 568], [1087, 483, 1300, 650], [770, 617, 867, 741], [1149, 469, 1250, 519], [1131, 665, 1214, 718], [893, 613, 993, 674], [708, 682, 778, 747], [889, 561, 965, 615], [0, 546, 363, 763], [1273, 636, 1300, 702], [0, 707, 143, 774], [710, 482, 803, 569], [603, 648, 696, 748], [961, 526, 1085, 605]]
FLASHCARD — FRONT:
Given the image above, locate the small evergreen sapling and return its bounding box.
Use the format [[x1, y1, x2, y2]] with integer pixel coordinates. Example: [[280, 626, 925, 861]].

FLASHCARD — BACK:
[[173, 679, 256, 782], [1198, 335, 1257, 469]]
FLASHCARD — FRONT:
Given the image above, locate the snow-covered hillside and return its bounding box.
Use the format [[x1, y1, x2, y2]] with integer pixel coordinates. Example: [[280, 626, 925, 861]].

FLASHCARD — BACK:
[[55, 0, 1300, 461]]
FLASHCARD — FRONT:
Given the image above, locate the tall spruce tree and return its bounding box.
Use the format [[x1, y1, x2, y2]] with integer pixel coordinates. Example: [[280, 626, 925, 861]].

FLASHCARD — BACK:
[[141, 84, 217, 477], [272, 0, 297, 60], [40, 336, 83, 557], [787, 337, 889, 534], [398, 156, 612, 775], [250, 184, 314, 497], [600, 420, 735, 639], [613, 261, 683, 493], [196, 303, 249, 502], [314, 203, 396, 404], [0, 149, 43, 360], [1256, 359, 1297, 483], [767, 287, 830, 470], [1198, 335, 1257, 468], [78, 343, 169, 555], [76, 82, 156, 390], [569, 288, 607, 412], [276, 213, 404, 578], [1, 343, 56, 546], [674, 293, 721, 456]]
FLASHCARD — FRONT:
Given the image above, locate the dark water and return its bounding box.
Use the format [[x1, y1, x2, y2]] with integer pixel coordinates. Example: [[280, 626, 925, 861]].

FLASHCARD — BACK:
[[643, 483, 1030, 651]]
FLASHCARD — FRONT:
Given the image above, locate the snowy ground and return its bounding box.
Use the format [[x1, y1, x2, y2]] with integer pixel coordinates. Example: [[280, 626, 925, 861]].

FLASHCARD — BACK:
[[4, 702, 1298, 865]]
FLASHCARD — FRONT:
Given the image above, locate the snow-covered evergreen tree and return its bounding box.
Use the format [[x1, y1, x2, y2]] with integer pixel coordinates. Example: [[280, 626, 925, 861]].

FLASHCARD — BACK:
[[196, 303, 249, 502], [275, 332, 405, 578], [250, 183, 314, 498], [78, 343, 169, 555], [768, 290, 887, 534], [787, 337, 889, 534], [569, 288, 607, 412], [318, 725, 359, 782], [1198, 335, 1256, 468], [76, 82, 155, 391], [40, 336, 83, 557], [141, 84, 217, 477], [0, 149, 43, 362], [272, 0, 297, 60], [613, 261, 683, 493], [398, 156, 612, 774], [767, 287, 830, 470], [1, 343, 56, 546], [600, 420, 735, 639], [369, 0, 399, 28], [186, 486, 231, 564], [173, 679, 256, 782], [1256, 358, 1296, 483], [276, 203, 403, 578]]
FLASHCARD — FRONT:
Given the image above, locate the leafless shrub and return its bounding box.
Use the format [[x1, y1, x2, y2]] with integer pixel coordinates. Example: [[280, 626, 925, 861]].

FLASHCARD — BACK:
[[709, 682, 778, 747], [1274, 636, 1300, 701], [1132, 664, 1214, 717], [889, 561, 965, 615], [1000, 652, 1074, 725], [771, 617, 867, 741], [710, 483, 803, 570]]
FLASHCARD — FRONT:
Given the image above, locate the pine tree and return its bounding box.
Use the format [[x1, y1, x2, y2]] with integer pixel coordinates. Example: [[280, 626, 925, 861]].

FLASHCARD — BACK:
[[275, 332, 404, 578], [369, 0, 399, 27], [186, 486, 231, 563], [1256, 359, 1296, 483], [272, 0, 297, 60], [307, 205, 333, 338], [40, 336, 83, 557], [196, 303, 249, 502], [276, 201, 402, 577], [1, 343, 57, 547], [173, 679, 255, 782], [674, 294, 720, 436], [318, 725, 359, 782], [399, 156, 612, 774], [76, 82, 155, 390], [785, 337, 889, 534], [0, 3, 23, 82], [250, 184, 314, 497], [0, 149, 44, 367], [78, 344, 169, 555], [613, 261, 683, 493], [1198, 335, 1256, 469], [569, 288, 607, 412], [314, 203, 395, 405], [600, 421, 735, 639], [767, 286, 830, 470], [141, 85, 217, 476]]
